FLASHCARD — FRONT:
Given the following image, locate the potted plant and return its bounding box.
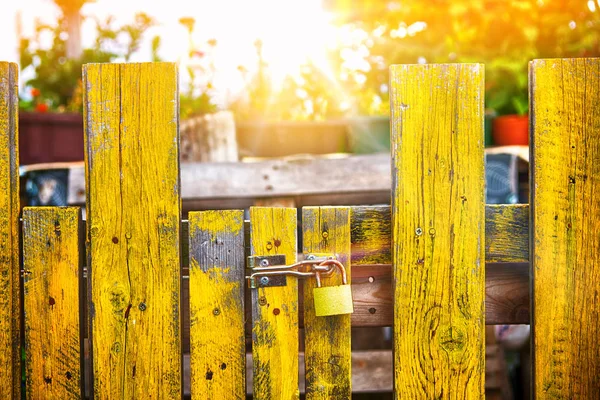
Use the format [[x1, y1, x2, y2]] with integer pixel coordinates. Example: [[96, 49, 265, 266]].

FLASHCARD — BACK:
[[18, 7, 157, 165], [230, 41, 349, 158], [177, 18, 238, 162], [486, 61, 529, 146]]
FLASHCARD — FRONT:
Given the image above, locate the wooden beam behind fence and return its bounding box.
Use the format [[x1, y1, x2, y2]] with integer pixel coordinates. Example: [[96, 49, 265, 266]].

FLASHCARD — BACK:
[[390, 64, 486, 398], [530, 58, 600, 398], [302, 207, 352, 399], [0, 61, 20, 399], [84, 63, 182, 398], [350, 204, 529, 265], [250, 207, 299, 399], [188, 210, 246, 399], [23, 207, 83, 399]]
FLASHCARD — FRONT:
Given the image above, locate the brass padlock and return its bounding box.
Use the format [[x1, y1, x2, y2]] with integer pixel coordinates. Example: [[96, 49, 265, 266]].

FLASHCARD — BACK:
[[313, 260, 354, 317]]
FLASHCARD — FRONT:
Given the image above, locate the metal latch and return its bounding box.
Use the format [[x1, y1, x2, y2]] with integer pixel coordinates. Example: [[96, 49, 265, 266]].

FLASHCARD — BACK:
[[246, 254, 342, 288]]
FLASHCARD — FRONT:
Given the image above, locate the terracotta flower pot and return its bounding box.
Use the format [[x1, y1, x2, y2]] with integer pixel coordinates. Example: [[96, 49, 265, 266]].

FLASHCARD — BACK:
[[492, 115, 529, 146]]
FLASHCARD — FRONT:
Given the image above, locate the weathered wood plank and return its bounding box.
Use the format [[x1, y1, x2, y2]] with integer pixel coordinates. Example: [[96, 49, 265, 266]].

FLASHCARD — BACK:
[[188, 210, 245, 399], [23, 207, 83, 399], [350, 204, 529, 265], [391, 64, 485, 398], [302, 207, 352, 399], [65, 154, 390, 205], [246, 351, 393, 394], [84, 63, 181, 399], [485, 205, 529, 263], [531, 58, 600, 398], [0, 61, 20, 398], [183, 350, 393, 395], [250, 207, 299, 399]]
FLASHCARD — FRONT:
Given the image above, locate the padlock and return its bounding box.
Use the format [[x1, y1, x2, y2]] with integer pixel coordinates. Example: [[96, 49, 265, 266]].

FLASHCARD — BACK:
[[313, 261, 354, 317]]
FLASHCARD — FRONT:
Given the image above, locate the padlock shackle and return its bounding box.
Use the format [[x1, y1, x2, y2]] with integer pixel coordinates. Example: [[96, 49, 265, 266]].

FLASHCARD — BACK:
[[316, 259, 348, 285]]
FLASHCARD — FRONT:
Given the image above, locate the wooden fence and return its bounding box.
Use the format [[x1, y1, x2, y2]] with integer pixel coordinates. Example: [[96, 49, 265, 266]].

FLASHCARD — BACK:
[[0, 59, 598, 399]]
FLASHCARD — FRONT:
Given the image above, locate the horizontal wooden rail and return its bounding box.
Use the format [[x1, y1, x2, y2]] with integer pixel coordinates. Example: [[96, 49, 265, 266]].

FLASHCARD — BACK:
[[179, 203, 529, 266]]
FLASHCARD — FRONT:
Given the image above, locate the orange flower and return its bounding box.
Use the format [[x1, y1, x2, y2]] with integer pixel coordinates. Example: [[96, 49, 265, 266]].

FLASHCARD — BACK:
[[31, 88, 41, 97], [35, 103, 49, 113]]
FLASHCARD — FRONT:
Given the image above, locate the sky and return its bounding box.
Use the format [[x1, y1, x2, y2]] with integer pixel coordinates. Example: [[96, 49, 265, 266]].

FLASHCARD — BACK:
[[0, 0, 335, 104]]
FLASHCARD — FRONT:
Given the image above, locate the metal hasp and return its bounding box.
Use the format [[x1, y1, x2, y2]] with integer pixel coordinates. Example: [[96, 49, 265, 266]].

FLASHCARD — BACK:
[[246, 255, 336, 288]]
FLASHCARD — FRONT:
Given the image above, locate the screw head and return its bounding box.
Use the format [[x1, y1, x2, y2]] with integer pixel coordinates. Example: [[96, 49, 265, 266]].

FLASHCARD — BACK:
[[260, 276, 270, 285], [138, 302, 147, 311], [213, 307, 220, 316], [259, 259, 269, 267], [415, 227, 423, 236]]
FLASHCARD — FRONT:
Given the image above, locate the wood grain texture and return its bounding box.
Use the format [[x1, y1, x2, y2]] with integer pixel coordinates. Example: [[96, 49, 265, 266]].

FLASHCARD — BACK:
[[390, 64, 485, 398], [0, 61, 20, 398], [485, 205, 529, 263], [23, 207, 83, 399], [302, 207, 352, 399], [84, 63, 181, 399], [530, 58, 600, 399], [351, 205, 529, 265], [188, 210, 245, 399], [250, 207, 299, 399]]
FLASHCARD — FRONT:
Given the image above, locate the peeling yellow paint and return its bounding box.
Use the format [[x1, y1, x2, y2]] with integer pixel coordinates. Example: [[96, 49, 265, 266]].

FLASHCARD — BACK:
[[0, 61, 20, 399], [189, 210, 245, 399], [390, 64, 485, 399], [303, 207, 352, 399], [84, 63, 181, 399], [250, 207, 299, 399], [23, 207, 82, 399], [531, 58, 600, 399]]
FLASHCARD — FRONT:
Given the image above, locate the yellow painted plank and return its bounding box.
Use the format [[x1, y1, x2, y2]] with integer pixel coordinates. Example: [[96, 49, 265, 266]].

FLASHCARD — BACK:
[[302, 207, 351, 399], [530, 58, 600, 399], [23, 207, 83, 399], [390, 64, 485, 399], [188, 210, 245, 399], [351, 204, 529, 265], [250, 207, 299, 399], [84, 63, 181, 399], [0, 61, 20, 399]]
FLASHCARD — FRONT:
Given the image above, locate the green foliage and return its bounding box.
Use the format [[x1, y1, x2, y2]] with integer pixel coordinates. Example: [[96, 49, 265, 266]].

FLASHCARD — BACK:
[[177, 17, 219, 119], [327, 0, 600, 115], [19, 12, 157, 112]]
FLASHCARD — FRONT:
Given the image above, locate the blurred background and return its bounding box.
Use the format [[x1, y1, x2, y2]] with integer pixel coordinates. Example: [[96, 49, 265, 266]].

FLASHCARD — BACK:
[[4, 1, 599, 398], [2, 0, 599, 162]]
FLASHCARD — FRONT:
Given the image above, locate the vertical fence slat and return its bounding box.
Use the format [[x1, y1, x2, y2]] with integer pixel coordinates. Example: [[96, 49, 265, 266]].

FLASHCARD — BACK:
[[23, 207, 83, 399], [530, 58, 600, 398], [84, 63, 182, 399], [390, 64, 485, 398], [0, 61, 20, 398], [250, 207, 299, 399], [302, 206, 351, 399], [188, 210, 245, 399]]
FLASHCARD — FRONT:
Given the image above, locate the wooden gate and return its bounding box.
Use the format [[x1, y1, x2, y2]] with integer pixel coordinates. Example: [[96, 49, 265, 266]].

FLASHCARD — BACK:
[[0, 59, 599, 399]]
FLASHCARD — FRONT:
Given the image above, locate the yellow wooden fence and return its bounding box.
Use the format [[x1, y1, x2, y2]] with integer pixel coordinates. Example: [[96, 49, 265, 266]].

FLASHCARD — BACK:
[[0, 59, 599, 399]]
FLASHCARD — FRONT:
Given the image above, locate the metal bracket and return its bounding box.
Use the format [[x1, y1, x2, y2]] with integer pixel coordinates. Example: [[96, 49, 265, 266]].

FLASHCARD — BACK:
[[247, 255, 288, 288]]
